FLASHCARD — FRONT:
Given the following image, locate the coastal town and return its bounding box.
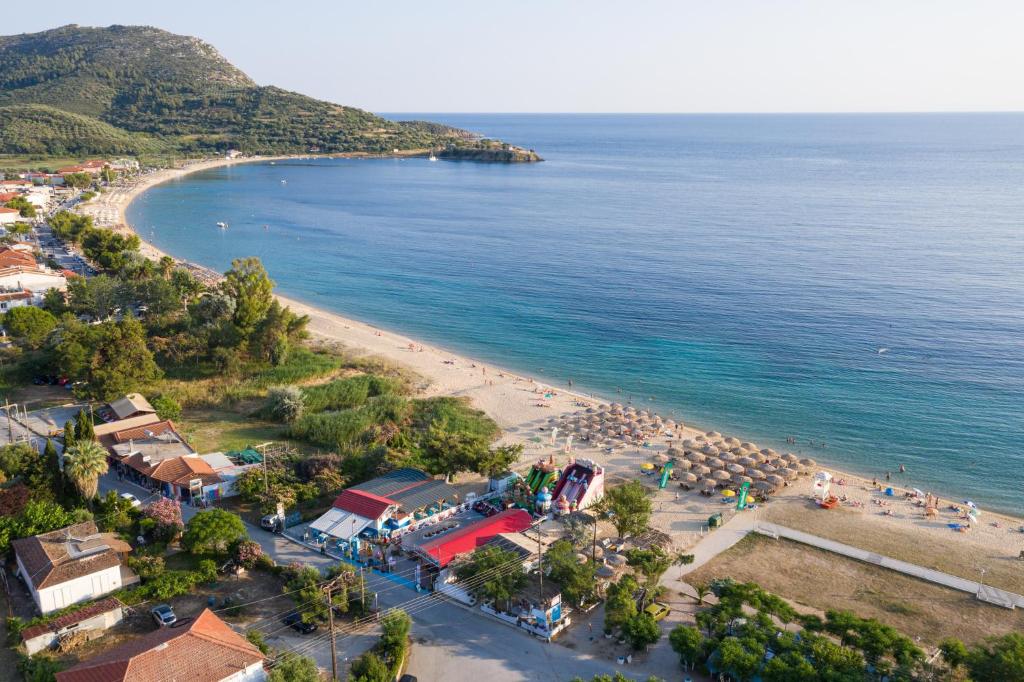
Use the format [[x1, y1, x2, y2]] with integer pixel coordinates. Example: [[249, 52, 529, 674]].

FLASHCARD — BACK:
[[0, 153, 1019, 682]]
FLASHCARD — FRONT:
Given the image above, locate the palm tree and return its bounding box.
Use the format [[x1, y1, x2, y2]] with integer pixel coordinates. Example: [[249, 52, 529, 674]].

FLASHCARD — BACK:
[[64, 441, 109, 500], [694, 583, 710, 606], [159, 255, 175, 280]]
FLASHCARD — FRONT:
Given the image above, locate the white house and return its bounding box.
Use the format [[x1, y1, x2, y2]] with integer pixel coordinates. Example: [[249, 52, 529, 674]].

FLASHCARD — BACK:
[[12, 522, 138, 615], [0, 289, 33, 312], [0, 207, 21, 226], [0, 266, 68, 303]]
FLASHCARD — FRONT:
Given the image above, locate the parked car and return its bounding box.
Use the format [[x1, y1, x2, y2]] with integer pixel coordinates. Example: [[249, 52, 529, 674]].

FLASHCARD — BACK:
[[260, 514, 281, 531], [282, 612, 318, 634], [119, 493, 142, 508], [399, 676, 418, 682], [151, 604, 177, 627], [644, 602, 670, 622]]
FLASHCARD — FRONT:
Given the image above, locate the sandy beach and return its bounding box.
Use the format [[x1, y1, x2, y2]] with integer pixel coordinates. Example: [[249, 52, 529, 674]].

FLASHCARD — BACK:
[[90, 156, 1024, 592]]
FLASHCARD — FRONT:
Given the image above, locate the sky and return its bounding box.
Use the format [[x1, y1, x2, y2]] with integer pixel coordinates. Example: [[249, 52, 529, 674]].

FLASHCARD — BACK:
[[6, 0, 1024, 113]]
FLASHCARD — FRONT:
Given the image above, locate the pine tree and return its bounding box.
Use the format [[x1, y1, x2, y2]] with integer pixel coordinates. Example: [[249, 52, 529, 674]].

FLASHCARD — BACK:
[[63, 419, 76, 449], [44, 439, 64, 498], [75, 409, 96, 442]]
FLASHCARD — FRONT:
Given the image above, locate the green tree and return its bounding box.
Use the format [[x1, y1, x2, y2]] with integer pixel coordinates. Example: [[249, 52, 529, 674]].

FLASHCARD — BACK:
[[0, 499, 77, 554], [543, 538, 597, 607], [41, 288, 69, 316], [719, 636, 765, 680], [622, 613, 661, 650], [939, 637, 969, 669], [604, 574, 639, 634], [475, 443, 523, 479], [625, 546, 673, 595], [223, 257, 274, 334], [182, 508, 248, 554], [602, 481, 651, 538], [421, 418, 491, 482], [86, 316, 163, 400], [349, 651, 390, 682], [4, 195, 36, 218], [2, 306, 57, 348], [669, 625, 704, 669], [150, 395, 182, 421], [64, 440, 109, 500], [94, 490, 136, 533], [454, 545, 527, 612], [62, 419, 76, 449], [62, 173, 93, 189], [694, 583, 710, 606], [762, 651, 817, 681], [250, 299, 309, 365], [43, 439, 63, 498], [267, 653, 319, 682], [963, 632, 1024, 681], [75, 408, 95, 442]]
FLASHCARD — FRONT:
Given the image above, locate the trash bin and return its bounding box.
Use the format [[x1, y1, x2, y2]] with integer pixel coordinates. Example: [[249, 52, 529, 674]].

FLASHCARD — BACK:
[[708, 513, 723, 529]]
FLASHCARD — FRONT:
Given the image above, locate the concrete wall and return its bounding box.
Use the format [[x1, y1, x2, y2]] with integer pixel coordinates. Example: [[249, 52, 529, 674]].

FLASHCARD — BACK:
[[23, 605, 123, 655], [221, 661, 267, 681]]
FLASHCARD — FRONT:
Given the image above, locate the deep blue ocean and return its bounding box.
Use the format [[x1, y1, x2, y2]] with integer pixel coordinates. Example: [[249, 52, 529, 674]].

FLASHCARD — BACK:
[[128, 114, 1024, 514]]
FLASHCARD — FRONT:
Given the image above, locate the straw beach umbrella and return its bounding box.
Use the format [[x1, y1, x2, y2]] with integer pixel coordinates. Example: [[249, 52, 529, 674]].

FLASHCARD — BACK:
[[718, 451, 736, 462], [746, 468, 767, 480], [683, 439, 698, 449], [694, 465, 712, 477], [759, 463, 777, 474], [675, 459, 692, 470], [712, 470, 732, 481], [706, 458, 725, 471], [706, 431, 722, 439], [724, 436, 740, 446], [653, 453, 669, 463], [682, 472, 698, 483], [703, 479, 719, 490], [779, 467, 799, 480], [800, 458, 817, 467], [734, 474, 753, 485], [753, 480, 774, 492], [686, 451, 706, 463], [727, 463, 745, 474], [783, 453, 800, 464], [741, 442, 757, 451], [766, 474, 786, 487]]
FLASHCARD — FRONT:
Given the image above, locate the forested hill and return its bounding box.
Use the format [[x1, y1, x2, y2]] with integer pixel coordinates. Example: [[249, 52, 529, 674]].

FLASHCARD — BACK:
[[0, 25, 540, 160]]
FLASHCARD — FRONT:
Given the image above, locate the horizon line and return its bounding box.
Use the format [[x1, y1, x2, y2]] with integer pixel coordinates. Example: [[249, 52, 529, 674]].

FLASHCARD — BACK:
[[378, 110, 1024, 116]]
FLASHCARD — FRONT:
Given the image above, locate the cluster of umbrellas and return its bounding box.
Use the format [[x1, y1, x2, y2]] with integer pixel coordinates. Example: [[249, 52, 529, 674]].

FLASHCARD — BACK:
[[661, 431, 818, 494], [549, 403, 684, 446]]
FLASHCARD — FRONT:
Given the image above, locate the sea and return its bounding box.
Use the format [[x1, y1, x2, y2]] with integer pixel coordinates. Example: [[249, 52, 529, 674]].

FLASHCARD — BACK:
[[127, 114, 1024, 515]]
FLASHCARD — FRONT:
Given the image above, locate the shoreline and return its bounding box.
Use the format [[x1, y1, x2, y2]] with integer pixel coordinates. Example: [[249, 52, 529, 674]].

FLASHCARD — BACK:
[[90, 157, 1024, 580]]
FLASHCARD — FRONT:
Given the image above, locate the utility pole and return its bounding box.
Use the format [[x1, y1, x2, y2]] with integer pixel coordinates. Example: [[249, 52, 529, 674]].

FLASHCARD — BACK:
[[4, 399, 12, 442], [322, 580, 339, 682], [537, 527, 544, 604], [359, 566, 366, 610]]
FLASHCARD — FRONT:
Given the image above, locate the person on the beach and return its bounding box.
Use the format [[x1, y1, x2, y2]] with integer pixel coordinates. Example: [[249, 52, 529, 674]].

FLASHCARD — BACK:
[[886, 471, 891, 481], [899, 463, 906, 473]]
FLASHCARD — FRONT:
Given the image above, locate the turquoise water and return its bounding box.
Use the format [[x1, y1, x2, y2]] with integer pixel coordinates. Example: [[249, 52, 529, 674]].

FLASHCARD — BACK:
[[128, 114, 1024, 514]]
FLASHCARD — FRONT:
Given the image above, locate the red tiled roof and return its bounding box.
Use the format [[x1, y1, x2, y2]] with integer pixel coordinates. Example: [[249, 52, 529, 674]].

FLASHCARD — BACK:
[[419, 509, 533, 568], [55, 609, 264, 682], [21, 598, 123, 641], [332, 489, 395, 520], [0, 207, 20, 214], [111, 420, 178, 444], [0, 192, 19, 202], [0, 248, 37, 268], [11, 522, 123, 590], [0, 289, 32, 302]]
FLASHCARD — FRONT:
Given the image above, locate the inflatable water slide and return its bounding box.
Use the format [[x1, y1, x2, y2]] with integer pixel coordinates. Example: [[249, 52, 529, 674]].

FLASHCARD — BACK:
[[552, 458, 605, 514]]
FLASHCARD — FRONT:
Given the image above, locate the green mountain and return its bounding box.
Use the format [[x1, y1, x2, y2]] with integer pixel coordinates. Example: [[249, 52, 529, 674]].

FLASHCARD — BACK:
[[0, 24, 539, 160]]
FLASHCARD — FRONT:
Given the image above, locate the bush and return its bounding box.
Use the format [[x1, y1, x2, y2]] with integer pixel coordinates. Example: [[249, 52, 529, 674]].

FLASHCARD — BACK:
[[17, 653, 63, 682], [232, 539, 264, 568], [301, 374, 405, 413], [127, 554, 165, 580], [150, 394, 182, 421], [264, 385, 304, 423]]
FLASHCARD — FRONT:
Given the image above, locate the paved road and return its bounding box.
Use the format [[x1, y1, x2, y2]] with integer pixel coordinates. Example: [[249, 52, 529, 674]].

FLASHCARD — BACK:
[[98, 475, 672, 680]]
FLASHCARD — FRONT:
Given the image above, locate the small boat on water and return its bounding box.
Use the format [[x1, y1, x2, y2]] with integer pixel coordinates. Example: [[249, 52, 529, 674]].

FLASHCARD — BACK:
[[429, 152, 438, 162], [280, 179, 287, 184], [216, 221, 228, 229]]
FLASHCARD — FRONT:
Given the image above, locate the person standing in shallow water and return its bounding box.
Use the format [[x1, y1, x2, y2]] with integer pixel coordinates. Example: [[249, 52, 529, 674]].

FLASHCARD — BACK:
[[899, 463, 906, 473]]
